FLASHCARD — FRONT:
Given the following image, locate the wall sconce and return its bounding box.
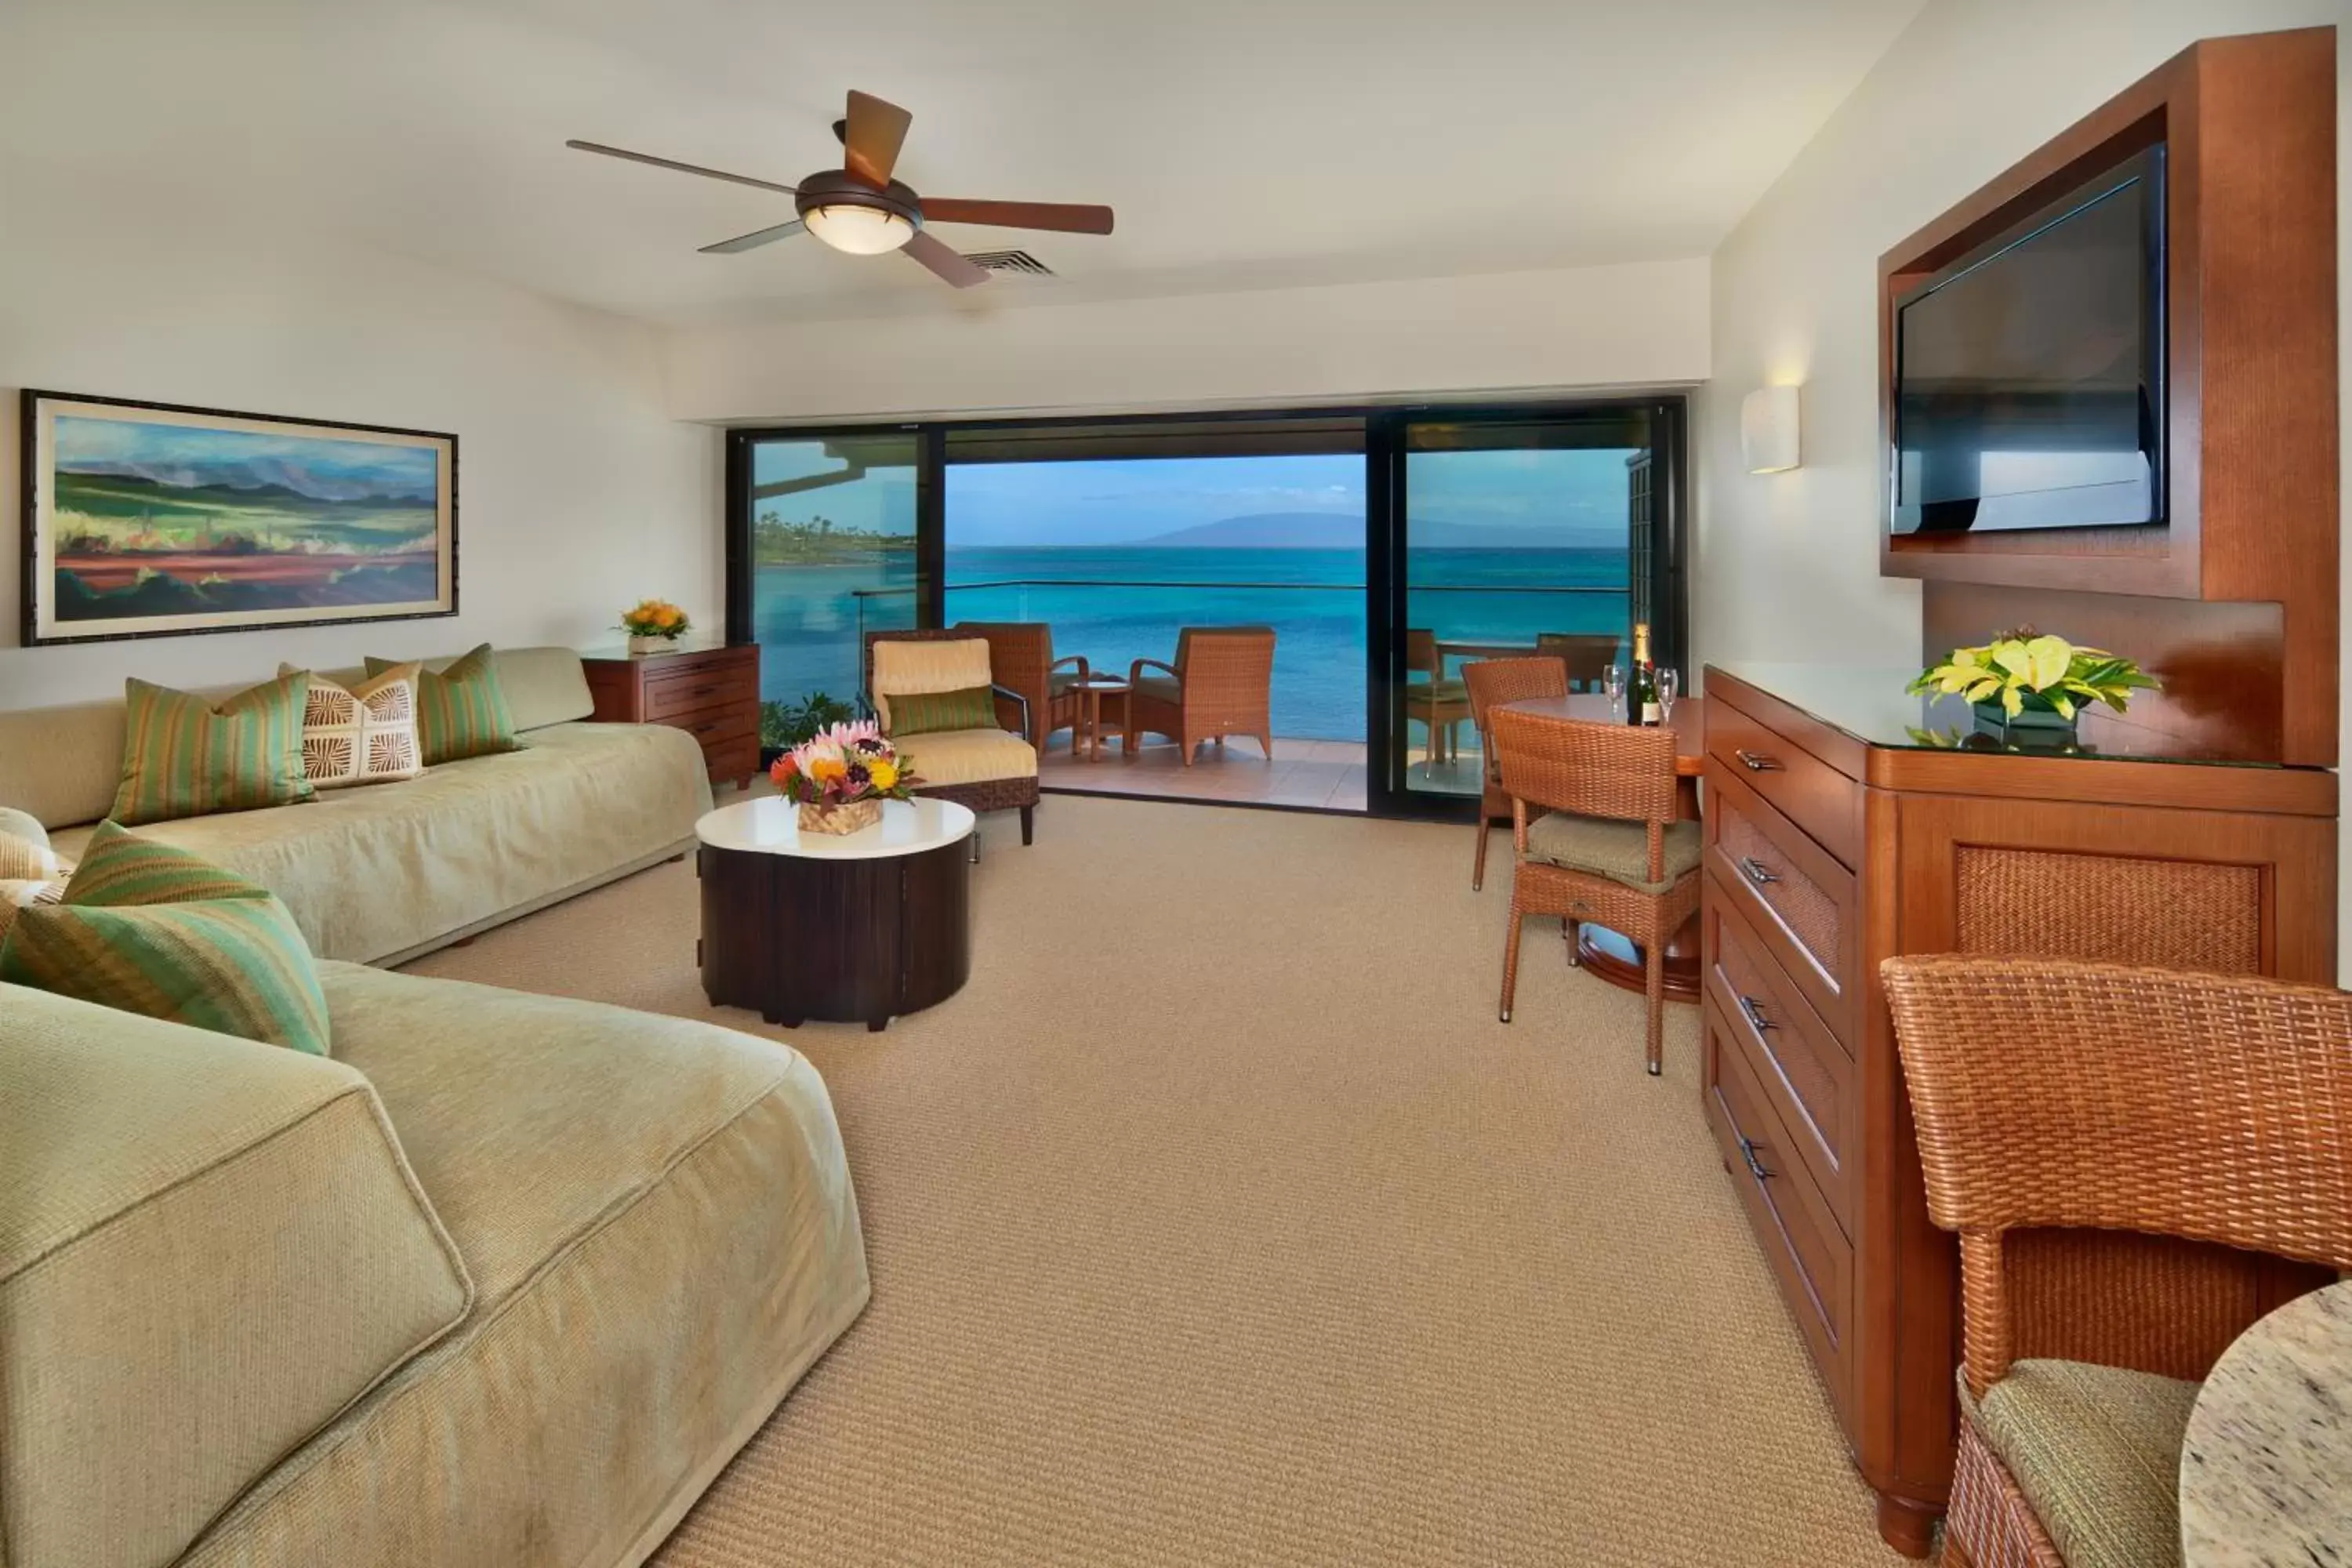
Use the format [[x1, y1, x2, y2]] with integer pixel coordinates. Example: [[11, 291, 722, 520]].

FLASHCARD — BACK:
[[1741, 385, 1801, 474]]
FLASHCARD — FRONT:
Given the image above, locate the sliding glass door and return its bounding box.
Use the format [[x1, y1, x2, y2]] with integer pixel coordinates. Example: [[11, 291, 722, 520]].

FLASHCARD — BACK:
[[727, 429, 927, 724], [1370, 405, 1682, 814]]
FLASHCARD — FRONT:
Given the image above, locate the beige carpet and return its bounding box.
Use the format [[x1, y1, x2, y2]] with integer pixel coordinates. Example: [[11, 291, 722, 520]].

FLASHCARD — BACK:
[[405, 794, 1903, 1566]]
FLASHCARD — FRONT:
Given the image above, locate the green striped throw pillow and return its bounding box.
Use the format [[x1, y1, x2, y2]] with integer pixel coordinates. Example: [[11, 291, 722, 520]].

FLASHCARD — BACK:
[[62, 820, 274, 909], [111, 671, 315, 827], [0, 844, 328, 1056], [890, 685, 1000, 736], [368, 644, 517, 765]]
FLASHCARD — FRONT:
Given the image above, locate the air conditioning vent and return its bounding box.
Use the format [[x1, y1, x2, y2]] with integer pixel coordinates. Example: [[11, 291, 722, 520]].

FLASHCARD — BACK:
[[962, 248, 1057, 277]]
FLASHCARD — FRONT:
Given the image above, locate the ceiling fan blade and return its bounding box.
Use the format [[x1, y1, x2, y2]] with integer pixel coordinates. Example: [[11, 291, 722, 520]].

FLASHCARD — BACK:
[[699, 219, 807, 254], [565, 139, 799, 198], [842, 90, 913, 189], [921, 198, 1114, 235], [903, 229, 991, 289]]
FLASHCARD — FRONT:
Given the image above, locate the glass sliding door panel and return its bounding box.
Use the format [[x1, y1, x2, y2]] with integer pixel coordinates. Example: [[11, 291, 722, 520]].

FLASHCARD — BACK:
[[742, 432, 923, 718], [1391, 413, 1652, 802]]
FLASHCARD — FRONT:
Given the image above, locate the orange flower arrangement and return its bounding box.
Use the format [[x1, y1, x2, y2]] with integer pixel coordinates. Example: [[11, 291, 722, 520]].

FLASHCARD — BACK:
[[619, 598, 691, 641]]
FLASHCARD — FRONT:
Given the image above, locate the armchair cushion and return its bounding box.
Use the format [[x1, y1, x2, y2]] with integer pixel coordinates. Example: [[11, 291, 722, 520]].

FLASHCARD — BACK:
[[1523, 811, 1700, 893], [871, 638, 993, 731], [1969, 1358, 2199, 1568], [895, 727, 1038, 786], [1134, 673, 1182, 707]]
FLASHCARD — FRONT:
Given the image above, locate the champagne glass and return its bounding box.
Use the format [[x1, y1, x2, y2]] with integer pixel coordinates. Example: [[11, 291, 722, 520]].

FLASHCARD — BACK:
[[1601, 662, 1628, 717], [1657, 666, 1679, 721]]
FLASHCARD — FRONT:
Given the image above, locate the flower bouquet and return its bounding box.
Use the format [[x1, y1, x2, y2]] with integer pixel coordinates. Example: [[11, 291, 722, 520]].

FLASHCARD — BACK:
[[1908, 628, 2157, 742], [619, 598, 691, 654], [770, 720, 918, 836]]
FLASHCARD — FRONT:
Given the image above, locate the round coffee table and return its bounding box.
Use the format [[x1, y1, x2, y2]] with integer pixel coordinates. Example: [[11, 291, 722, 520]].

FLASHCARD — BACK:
[[695, 795, 975, 1032]]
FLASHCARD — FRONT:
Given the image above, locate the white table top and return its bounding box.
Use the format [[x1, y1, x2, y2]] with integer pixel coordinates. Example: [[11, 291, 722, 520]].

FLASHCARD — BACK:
[[2180, 1279, 2352, 1566], [695, 795, 975, 861]]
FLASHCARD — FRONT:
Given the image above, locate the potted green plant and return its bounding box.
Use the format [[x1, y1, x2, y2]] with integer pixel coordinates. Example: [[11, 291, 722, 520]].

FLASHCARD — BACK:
[[1909, 629, 2157, 742], [759, 691, 858, 771]]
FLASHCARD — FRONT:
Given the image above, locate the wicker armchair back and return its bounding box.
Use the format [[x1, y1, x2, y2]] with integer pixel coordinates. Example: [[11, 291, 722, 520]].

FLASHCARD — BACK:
[[1490, 708, 1678, 837], [1463, 657, 1570, 733], [1534, 633, 1621, 691], [1882, 955, 2352, 1396]]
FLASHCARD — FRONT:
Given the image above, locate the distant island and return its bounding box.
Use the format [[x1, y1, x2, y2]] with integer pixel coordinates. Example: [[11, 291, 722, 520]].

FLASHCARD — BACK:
[[1123, 511, 1627, 551]]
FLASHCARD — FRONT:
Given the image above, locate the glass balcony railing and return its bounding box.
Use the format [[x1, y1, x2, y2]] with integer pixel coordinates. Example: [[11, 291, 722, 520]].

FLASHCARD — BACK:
[[847, 579, 1625, 743]]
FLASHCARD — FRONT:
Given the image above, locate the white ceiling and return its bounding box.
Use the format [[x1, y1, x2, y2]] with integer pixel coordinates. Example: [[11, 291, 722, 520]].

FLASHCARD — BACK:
[[3, 0, 1923, 327]]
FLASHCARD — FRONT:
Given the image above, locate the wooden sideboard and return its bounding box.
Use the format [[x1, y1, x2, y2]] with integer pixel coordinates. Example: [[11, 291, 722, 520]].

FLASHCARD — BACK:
[[1700, 662, 2338, 1557], [583, 642, 761, 790]]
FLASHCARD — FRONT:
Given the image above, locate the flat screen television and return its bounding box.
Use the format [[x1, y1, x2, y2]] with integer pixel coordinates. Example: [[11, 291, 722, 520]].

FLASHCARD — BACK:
[[1889, 143, 2166, 535]]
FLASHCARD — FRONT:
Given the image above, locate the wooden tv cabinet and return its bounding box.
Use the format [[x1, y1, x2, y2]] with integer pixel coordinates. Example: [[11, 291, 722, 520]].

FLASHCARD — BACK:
[[1699, 663, 2337, 1556]]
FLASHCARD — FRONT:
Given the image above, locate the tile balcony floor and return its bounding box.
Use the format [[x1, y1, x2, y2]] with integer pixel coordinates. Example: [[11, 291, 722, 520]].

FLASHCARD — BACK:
[[1038, 731, 1370, 812]]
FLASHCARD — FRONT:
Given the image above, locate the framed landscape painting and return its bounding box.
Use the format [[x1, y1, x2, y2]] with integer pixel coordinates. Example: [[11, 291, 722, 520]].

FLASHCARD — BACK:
[[20, 390, 457, 644]]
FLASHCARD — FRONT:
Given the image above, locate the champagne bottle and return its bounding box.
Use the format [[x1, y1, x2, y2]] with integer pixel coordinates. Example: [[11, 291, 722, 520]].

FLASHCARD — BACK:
[[1630, 622, 1661, 727]]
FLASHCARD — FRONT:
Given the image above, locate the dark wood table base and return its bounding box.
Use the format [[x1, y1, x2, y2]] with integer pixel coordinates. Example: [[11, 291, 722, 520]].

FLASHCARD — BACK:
[[699, 835, 971, 1031], [1573, 916, 1701, 1002]]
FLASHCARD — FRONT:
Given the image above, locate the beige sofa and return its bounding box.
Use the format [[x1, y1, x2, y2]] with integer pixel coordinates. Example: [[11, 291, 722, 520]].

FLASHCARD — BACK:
[[2, 967, 870, 1568], [0, 648, 710, 964]]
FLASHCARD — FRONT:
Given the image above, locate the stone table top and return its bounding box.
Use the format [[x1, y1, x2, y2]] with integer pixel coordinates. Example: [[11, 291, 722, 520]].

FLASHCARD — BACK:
[[2180, 1279, 2352, 1566]]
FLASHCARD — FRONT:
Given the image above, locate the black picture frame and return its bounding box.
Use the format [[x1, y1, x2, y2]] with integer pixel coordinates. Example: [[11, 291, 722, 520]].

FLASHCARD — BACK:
[[20, 387, 459, 646]]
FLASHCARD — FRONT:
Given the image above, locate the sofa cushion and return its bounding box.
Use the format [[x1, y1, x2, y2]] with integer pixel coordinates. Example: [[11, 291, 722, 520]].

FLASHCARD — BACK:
[[112, 670, 315, 826], [175, 963, 871, 1567], [0, 983, 470, 1568], [1524, 811, 1701, 893], [891, 684, 999, 736], [3, 830, 331, 1054], [52, 722, 712, 965], [871, 637, 992, 731], [1971, 1358, 2199, 1568], [897, 725, 1039, 786], [286, 661, 425, 789], [370, 643, 516, 765]]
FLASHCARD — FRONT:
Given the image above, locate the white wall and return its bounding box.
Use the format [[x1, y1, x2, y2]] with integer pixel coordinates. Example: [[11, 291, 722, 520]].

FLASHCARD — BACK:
[[662, 258, 1711, 423], [0, 167, 720, 711], [1697, 0, 2352, 971]]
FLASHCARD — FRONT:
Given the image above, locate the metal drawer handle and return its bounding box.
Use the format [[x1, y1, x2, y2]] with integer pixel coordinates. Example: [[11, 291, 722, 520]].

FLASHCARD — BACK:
[[1734, 748, 1781, 772], [1737, 994, 1777, 1033], [1737, 855, 1780, 887], [1737, 1135, 1773, 1182]]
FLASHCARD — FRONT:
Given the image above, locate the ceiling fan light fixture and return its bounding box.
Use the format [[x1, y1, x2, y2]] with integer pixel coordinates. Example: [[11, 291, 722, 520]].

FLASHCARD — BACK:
[[801, 202, 915, 255]]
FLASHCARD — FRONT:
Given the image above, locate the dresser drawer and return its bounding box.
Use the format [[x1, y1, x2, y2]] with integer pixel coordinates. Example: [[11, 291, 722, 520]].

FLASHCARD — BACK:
[[1704, 881, 1855, 1236], [660, 704, 757, 750], [644, 657, 757, 722], [1707, 695, 1863, 868], [1704, 994, 1853, 1421], [1705, 761, 1861, 1046]]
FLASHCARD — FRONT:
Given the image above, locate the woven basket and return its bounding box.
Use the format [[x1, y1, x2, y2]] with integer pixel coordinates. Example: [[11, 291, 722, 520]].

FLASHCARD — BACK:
[[797, 798, 881, 837]]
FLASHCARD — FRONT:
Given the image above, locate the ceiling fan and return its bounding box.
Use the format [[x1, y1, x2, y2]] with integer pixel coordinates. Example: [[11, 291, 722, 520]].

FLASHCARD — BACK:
[[567, 89, 1113, 289]]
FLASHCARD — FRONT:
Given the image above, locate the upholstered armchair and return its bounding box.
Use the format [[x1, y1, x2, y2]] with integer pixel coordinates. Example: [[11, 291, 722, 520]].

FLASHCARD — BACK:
[[953, 621, 1089, 757], [1126, 626, 1275, 764], [1882, 957, 2352, 1568], [1461, 656, 1569, 892], [1489, 706, 1699, 1073], [862, 629, 1040, 846]]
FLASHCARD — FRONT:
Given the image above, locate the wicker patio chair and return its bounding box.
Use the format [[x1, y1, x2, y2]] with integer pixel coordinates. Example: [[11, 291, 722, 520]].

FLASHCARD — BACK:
[[952, 621, 1089, 758], [862, 628, 1040, 847], [1490, 706, 1698, 1073], [1126, 626, 1274, 764], [1535, 633, 1620, 693], [1406, 628, 1473, 764], [1461, 656, 1568, 891], [1882, 957, 2352, 1568]]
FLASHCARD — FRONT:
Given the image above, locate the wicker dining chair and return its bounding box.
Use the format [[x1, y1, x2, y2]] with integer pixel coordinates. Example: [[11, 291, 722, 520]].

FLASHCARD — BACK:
[[1535, 633, 1621, 693], [1461, 656, 1568, 891], [1405, 629, 1474, 764], [1127, 626, 1275, 763], [1490, 706, 1699, 1073], [1882, 956, 2352, 1568], [862, 628, 1041, 846], [952, 621, 1089, 757]]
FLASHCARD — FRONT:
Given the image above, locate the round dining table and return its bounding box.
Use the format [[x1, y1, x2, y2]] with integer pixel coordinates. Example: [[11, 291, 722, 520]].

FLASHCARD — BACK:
[[2178, 1279, 2352, 1566], [1495, 695, 1706, 1001]]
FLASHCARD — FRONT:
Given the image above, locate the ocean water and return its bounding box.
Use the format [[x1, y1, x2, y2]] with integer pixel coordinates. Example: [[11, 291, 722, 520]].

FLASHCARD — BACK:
[[751, 545, 1631, 743]]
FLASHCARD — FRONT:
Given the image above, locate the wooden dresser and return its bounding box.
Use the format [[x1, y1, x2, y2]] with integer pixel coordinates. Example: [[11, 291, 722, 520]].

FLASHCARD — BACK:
[[582, 642, 761, 791], [1700, 662, 2338, 1556]]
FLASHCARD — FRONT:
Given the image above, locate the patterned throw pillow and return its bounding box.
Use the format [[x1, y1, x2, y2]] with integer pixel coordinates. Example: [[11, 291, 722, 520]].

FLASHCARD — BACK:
[[281, 662, 423, 789], [367, 644, 517, 765], [0, 826, 70, 945], [890, 685, 1000, 736], [0, 824, 328, 1054], [111, 671, 314, 828]]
